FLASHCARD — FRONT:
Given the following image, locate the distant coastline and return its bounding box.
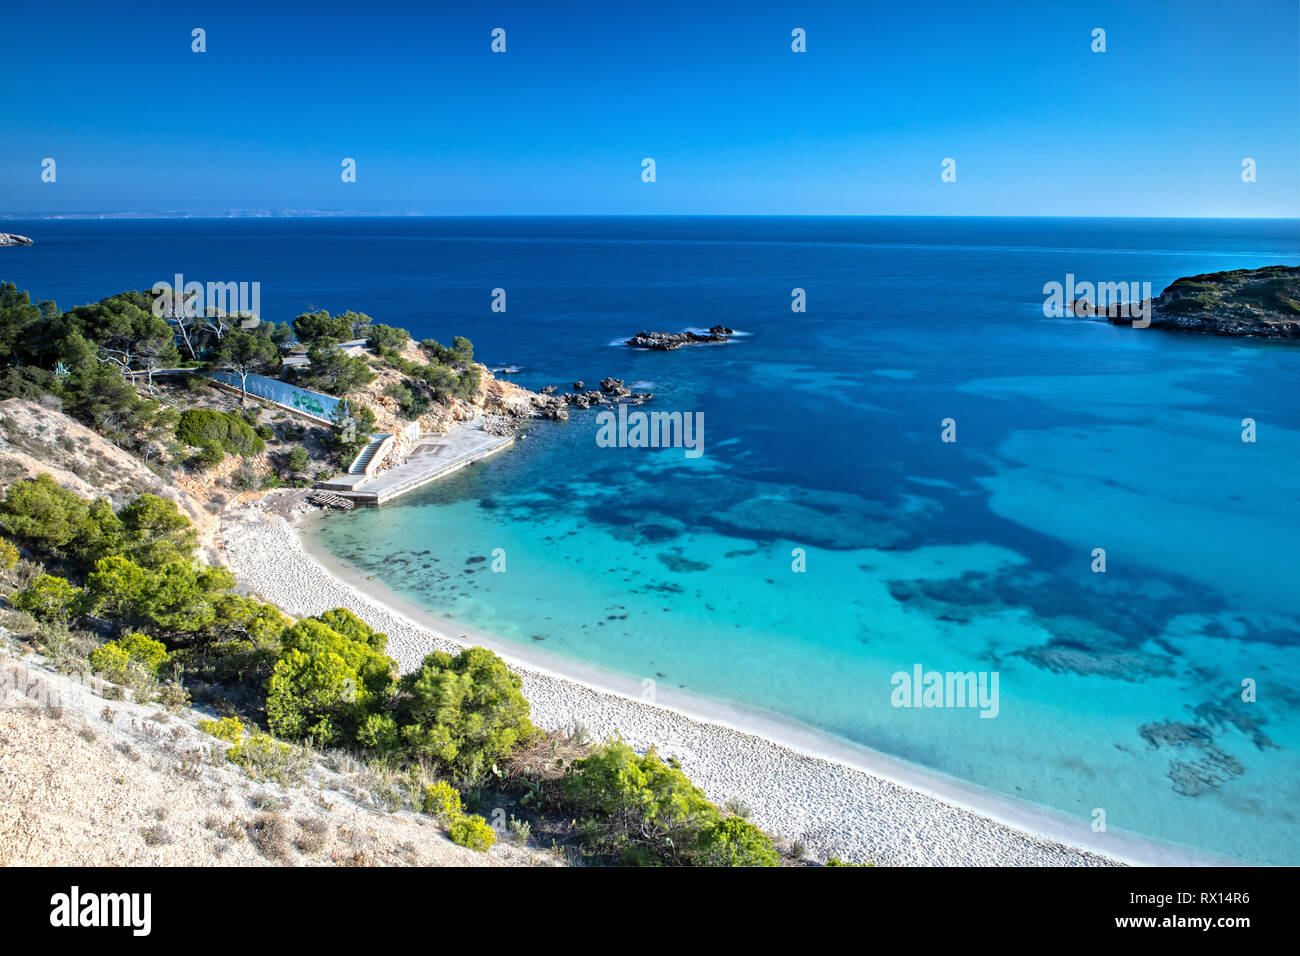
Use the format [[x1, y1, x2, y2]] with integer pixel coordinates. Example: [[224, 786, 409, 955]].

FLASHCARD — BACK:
[[6, 213, 1300, 222]]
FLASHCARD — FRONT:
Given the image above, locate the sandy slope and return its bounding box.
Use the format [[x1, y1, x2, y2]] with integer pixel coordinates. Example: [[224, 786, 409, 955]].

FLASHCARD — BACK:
[[0, 641, 556, 867]]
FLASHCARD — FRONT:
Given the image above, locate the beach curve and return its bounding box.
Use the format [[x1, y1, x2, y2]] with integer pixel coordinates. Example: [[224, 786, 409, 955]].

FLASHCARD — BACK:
[[221, 491, 1232, 867]]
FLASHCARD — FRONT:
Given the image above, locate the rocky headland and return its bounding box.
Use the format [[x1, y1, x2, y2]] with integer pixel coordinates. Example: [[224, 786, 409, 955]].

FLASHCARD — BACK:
[[1074, 265, 1300, 337]]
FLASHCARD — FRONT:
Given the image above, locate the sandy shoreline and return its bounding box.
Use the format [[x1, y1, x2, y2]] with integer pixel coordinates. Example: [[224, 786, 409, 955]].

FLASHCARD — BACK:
[[220, 491, 1228, 866]]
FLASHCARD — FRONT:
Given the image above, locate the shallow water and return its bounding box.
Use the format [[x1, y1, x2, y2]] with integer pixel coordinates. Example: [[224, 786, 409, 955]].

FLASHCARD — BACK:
[[8, 215, 1300, 862]]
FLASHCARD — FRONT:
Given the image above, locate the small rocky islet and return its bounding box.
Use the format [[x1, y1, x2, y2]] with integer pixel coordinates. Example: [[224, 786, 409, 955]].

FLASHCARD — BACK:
[[530, 326, 736, 407], [624, 325, 734, 350], [538, 377, 653, 408]]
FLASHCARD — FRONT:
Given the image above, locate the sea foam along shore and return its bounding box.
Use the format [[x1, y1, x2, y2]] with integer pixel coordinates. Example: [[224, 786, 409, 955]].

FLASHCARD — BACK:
[[221, 492, 1220, 867]]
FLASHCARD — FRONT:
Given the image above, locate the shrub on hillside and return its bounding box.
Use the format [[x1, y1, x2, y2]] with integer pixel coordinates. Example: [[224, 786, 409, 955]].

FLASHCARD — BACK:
[[285, 446, 309, 472], [448, 814, 495, 851], [115, 494, 198, 569], [365, 324, 410, 352], [313, 607, 387, 651], [356, 711, 400, 753], [176, 409, 265, 457], [562, 736, 719, 865], [383, 381, 429, 421], [197, 716, 245, 744], [227, 732, 307, 785], [84, 556, 234, 639], [398, 646, 535, 774], [191, 440, 225, 468], [265, 615, 395, 746], [0, 474, 97, 559], [11, 574, 82, 623], [0, 478, 194, 572], [294, 345, 375, 396], [695, 816, 780, 867], [0, 366, 57, 402], [89, 631, 170, 680], [422, 780, 464, 822]]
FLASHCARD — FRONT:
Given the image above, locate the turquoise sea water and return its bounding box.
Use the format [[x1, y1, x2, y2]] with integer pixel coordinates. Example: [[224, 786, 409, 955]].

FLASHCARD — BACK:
[[7, 216, 1299, 862]]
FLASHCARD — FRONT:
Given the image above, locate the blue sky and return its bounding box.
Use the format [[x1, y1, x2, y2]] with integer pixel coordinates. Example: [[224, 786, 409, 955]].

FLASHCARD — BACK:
[[1, 0, 1296, 217]]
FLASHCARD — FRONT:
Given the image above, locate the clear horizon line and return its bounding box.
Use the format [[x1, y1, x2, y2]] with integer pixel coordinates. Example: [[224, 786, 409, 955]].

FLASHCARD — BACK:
[[5, 212, 1299, 222]]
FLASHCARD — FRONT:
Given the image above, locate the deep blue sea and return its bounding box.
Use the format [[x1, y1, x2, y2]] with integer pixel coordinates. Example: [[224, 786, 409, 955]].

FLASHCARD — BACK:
[[5, 216, 1299, 862]]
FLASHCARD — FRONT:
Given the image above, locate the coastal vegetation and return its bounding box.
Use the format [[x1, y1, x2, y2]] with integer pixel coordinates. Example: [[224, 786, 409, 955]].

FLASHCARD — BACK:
[[0, 281, 498, 489], [0, 476, 786, 865], [176, 409, 265, 459]]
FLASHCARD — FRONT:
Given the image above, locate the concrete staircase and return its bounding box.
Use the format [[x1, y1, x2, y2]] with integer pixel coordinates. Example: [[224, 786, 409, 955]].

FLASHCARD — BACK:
[[348, 434, 390, 475]]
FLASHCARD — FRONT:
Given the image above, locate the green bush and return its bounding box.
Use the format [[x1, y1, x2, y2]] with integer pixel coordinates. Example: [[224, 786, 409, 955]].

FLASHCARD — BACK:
[[89, 632, 169, 680], [192, 440, 225, 468], [448, 814, 495, 851], [114, 631, 168, 673], [365, 324, 410, 352], [0, 474, 96, 559], [115, 495, 197, 569], [229, 460, 260, 491], [11, 574, 82, 623], [422, 780, 464, 822], [314, 607, 386, 651], [285, 446, 309, 472], [176, 409, 265, 457], [695, 816, 780, 867], [398, 646, 535, 773], [562, 736, 718, 865], [265, 615, 395, 746], [291, 309, 366, 346], [0, 537, 18, 570], [84, 555, 234, 638], [356, 712, 400, 753], [295, 345, 375, 396], [198, 716, 245, 744], [383, 381, 429, 421], [0, 366, 57, 401], [0, 479, 194, 572]]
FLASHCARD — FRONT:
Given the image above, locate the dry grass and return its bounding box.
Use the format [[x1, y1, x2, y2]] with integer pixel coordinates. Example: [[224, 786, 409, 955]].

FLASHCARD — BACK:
[[140, 825, 172, 847], [294, 816, 330, 855], [247, 812, 294, 863]]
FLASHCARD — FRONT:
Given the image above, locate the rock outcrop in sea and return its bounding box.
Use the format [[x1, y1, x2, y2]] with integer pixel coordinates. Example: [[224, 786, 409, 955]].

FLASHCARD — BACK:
[[0, 233, 34, 246], [625, 325, 734, 349]]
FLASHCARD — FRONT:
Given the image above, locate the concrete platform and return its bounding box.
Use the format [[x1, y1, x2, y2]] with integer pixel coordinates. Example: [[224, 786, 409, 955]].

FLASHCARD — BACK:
[[321, 426, 515, 505]]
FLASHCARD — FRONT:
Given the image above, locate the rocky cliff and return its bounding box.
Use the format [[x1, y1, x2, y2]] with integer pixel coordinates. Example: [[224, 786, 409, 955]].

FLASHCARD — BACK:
[[345, 340, 567, 461]]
